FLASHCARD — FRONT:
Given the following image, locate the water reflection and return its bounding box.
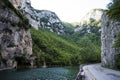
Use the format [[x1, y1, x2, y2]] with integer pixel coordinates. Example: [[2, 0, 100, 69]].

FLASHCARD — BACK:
[[0, 66, 79, 80]]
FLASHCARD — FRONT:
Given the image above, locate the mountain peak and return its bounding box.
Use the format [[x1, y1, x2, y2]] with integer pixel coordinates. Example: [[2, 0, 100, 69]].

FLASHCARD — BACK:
[[80, 9, 104, 26]]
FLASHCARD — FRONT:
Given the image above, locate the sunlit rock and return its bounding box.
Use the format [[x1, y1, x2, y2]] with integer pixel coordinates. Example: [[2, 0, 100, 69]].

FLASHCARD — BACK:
[[9, 0, 65, 34]]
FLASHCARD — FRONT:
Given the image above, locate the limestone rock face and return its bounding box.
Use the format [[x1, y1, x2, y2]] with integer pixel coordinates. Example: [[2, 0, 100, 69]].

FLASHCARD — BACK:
[[9, 0, 40, 29], [74, 9, 103, 35], [0, 0, 32, 69], [80, 9, 103, 26], [9, 0, 65, 34], [101, 13, 120, 67], [36, 10, 65, 34]]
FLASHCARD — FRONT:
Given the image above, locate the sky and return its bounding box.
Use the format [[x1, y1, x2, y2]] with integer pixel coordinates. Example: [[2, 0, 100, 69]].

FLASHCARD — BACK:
[[30, 0, 111, 22]]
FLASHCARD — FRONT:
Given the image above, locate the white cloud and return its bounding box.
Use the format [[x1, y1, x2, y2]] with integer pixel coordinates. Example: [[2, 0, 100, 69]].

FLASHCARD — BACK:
[[30, 0, 111, 22]]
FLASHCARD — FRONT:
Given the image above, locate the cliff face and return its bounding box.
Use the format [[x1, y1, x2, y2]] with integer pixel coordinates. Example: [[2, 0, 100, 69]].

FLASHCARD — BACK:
[[9, 0, 65, 34], [35, 10, 65, 34], [74, 9, 103, 35], [0, 0, 32, 69], [80, 9, 103, 26], [101, 13, 120, 67]]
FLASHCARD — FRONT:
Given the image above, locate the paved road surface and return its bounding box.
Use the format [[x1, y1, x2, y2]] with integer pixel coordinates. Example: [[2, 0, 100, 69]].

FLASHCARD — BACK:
[[83, 64, 120, 80]]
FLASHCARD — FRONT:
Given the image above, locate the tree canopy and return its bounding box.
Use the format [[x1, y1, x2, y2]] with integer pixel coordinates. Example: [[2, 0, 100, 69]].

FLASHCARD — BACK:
[[107, 0, 120, 21]]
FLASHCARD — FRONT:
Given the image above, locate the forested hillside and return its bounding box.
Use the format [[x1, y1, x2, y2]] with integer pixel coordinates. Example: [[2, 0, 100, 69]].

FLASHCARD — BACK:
[[61, 25, 101, 63], [31, 28, 81, 66], [31, 19, 101, 66]]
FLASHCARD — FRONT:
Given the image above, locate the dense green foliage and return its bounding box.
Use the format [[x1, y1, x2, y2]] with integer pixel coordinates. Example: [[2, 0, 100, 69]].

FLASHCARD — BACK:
[[61, 25, 101, 63], [62, 22, 74, 35], [31, 24, 101, 66], [31, 28, 81, 66], [115, 54, 120, 69], [107, 0, 120, 21]]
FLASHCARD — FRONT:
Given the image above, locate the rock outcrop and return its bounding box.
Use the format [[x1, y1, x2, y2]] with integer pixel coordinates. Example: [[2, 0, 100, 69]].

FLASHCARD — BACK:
[[9, 0, 65, 34], [80, 9, 103, 26], [0, 0, 33, 69], [101, 12, 120, 67], [74, 9, 103, 35]]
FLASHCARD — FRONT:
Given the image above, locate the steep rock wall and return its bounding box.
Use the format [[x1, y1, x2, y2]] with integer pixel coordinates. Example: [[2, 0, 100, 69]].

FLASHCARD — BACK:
[[9, 0, 65, 34], [101, 12, 120, 67], [80, 9, 103, 26], [74, 9, 103, 32], [74, 9, 103, 37], [0, 0, 32, 69]]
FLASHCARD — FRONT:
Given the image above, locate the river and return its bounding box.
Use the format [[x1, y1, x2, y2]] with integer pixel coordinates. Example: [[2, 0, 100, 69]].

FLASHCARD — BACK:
[[0, 66, 79, 80]]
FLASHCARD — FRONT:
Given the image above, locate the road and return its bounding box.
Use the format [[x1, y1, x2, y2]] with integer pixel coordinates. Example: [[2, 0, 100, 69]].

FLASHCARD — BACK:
[[83, 64, 120, 80]]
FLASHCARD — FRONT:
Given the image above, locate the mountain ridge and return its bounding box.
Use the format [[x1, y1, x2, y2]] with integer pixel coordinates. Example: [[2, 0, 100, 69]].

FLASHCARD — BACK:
[[9, 0, 65, 34]]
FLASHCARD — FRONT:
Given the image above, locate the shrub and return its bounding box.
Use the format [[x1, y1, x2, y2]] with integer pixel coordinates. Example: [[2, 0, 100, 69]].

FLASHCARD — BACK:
[[115, 54, 120, 69]]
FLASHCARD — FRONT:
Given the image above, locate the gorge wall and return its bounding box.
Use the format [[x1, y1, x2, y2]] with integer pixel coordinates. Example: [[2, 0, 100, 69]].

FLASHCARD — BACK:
[[0, 0, 33, 69], [74, 9, 103, 35], [101, 12, 120, 67], [10, 0, 65, 34], [0, 0, 65, 70]]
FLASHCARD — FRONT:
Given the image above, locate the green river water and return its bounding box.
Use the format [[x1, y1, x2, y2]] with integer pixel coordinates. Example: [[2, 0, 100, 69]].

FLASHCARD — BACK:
[[0, 66, 79, 80]]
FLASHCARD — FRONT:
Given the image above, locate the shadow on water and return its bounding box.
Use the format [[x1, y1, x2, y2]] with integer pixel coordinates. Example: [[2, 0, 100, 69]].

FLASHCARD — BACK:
[[0, 66, 79, 80]]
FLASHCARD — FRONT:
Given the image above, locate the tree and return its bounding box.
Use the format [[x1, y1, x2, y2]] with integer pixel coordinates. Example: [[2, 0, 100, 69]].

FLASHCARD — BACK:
[[107, 0, 120, 21]]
